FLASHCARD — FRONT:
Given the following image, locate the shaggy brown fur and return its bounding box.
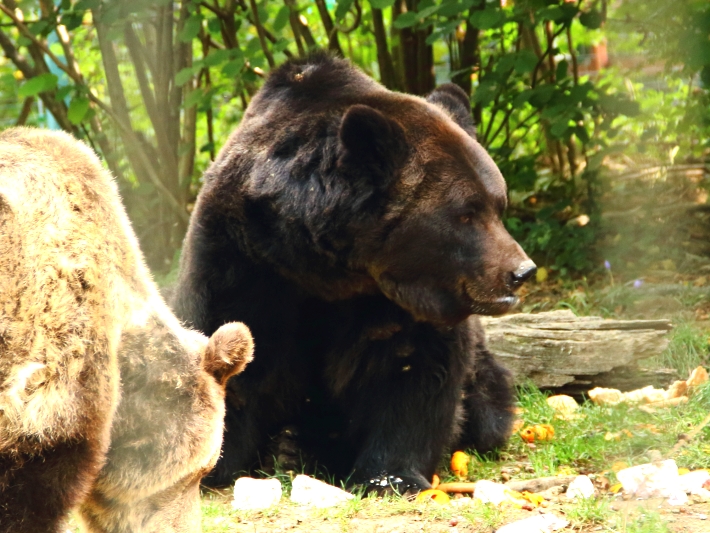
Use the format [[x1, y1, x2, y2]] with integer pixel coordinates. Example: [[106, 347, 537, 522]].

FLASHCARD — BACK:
[[0, 128, 254, 533]]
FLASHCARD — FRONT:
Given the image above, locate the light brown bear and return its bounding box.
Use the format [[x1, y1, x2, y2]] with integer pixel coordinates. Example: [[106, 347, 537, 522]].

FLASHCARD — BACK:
[[0, 127, 254, 533]]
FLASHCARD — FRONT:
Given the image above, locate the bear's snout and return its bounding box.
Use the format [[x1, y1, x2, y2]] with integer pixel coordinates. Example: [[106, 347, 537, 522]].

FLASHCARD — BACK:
[[509, 259, 537, 288]]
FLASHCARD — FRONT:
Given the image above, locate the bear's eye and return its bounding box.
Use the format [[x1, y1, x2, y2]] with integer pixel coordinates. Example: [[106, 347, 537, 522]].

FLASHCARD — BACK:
[[458, 214, 474, 225]]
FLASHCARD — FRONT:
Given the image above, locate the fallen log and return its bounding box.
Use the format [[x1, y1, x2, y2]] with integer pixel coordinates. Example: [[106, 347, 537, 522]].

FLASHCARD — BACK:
[[480, 310, 673, 391]]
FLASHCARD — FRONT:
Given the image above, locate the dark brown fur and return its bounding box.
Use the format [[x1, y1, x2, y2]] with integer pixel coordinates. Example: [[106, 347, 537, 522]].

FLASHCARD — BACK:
[[173, 54, 532, 492]]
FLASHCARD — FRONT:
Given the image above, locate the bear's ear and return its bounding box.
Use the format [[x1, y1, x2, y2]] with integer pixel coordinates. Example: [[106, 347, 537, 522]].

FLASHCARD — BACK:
[[203, 322, 254, 386], [338, 104, 408, 181], [426, 84, 476, 139]]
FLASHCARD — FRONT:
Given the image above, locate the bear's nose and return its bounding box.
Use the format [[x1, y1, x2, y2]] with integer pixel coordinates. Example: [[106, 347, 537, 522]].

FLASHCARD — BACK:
[[510, 260, 537, 287]]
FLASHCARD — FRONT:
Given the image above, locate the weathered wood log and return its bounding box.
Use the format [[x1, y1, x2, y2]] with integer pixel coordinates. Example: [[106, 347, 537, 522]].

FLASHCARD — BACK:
[[480, 310, 673, 390]]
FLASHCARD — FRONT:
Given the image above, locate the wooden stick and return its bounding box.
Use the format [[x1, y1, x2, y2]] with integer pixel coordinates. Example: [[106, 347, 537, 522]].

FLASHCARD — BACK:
[[436, 482, 478, 493]]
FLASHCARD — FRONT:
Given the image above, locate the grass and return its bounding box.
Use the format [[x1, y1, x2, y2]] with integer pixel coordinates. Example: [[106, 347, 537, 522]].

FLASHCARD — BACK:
[[655, 321, 709, 376], [194, 377, 710, 532]]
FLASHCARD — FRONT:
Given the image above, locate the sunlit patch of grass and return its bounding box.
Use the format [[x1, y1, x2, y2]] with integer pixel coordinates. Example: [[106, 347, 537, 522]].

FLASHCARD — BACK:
[[465, 380, 710, 484], [614, 508, 671, 533], [654, 320, 709, 376], [561, 496, 613, 528]]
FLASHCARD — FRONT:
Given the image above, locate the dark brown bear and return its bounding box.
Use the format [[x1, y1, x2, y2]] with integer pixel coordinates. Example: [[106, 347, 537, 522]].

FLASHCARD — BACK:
[[173, 54, 535, 493], [0, 128, 254, 532]]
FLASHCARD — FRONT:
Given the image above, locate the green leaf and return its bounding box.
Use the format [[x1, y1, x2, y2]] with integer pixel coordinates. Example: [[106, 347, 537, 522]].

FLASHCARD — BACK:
[[393, 11, 418, 28], [417, 5, 441, 19], [495, 54, 516, 73], [513, 89, 534, 107], [67, 96, 90, 125], [569, 83, 592, 104], [273, 38, 290, 53], [369, 0, 396, 8], [579, 9, 603, 29], [335, 0, 354, 21], [514, 50, 538, 74], [439, 1, 467, 18], [538, 6, 564, 21], [469, 8, 504, 29], [183, 88, 205, 109], [574, 125, 590, 144], [528, 85, 555, 107], [179, 14, 202, 42], [56, 85, 73, 100], [472, 80, 497, 105], [550, 118, 570, 137], [222, 59, 244, 78], [18, 73, 58, 98], [273, 5, 291, 31], [75, 0, 100, 9], [555, 59, 568, 80], [28, 20, 50, 36], [207, 17, 222, 36], [61, 11, 84, 31], [242, 69, 258, 83], [541, 103, 569, 120], [175, 66, 198, 86], [203, 48, 232, 67], [244, 38, 263, 58]]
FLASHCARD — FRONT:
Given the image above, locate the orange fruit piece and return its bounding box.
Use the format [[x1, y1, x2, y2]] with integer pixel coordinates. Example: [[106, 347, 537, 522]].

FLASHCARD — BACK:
[[450, 451, 469, 479], [416, 489, 450, 504], [519, 426, 536, 443]]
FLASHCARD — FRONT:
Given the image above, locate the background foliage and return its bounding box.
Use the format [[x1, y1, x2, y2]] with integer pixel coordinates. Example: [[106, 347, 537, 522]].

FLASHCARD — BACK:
[[0, 0, 707, 274]]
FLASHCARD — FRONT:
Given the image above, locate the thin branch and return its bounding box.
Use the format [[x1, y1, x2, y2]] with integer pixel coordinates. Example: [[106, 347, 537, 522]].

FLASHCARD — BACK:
[[248, 0, 275, 68], [566, 26, 579, 85], [95, 19, 188, 223], [372, 7, 398, 90], [314, 0, 343, 55], [15, 96, 33, 125], [487, 105, 517, 147], [285, 0, 316, 49], [333, 0, 361, 34], [0, 3, 74, 80], [530, 24, 566, 88], [124, 23, 160, 130]]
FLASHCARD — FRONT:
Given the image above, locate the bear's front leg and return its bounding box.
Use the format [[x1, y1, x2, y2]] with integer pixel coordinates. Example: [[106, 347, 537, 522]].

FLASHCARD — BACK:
[[326, 320, 469, 495]]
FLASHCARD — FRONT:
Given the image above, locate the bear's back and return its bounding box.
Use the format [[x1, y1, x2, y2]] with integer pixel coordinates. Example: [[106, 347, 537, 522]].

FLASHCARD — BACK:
[[0, 128, 142, 449]]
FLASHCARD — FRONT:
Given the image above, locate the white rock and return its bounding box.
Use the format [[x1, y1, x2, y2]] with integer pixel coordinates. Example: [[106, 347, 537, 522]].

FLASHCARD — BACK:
[[616, 460, 687, 505], [290, 475, 353, 508], [232, 477, 282, 510], [496, 513, 569, 533], [679, 470, 710, 495], [565, 475, 595, 500], [450, 496, 474, 507], [474, 480, 511, 506]]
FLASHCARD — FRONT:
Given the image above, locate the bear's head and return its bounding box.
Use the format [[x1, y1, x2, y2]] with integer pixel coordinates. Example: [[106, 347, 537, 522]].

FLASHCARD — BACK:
[[340, 83, 536, 325], [208, 56, 534, 326], [82, 320, 254, 532]]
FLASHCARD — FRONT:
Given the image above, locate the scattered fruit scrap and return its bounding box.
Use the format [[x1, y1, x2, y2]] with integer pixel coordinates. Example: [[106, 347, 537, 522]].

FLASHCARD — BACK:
[[588, 365, 708, 409], [546, 394, 579, 419], [415, 489, 450, 504], [519, 423, 555, 443], [450, 451, 469, 478]]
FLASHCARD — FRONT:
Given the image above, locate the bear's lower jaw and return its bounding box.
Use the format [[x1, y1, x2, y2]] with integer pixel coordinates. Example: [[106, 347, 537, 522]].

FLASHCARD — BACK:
[[468, 295, 519, 317]]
